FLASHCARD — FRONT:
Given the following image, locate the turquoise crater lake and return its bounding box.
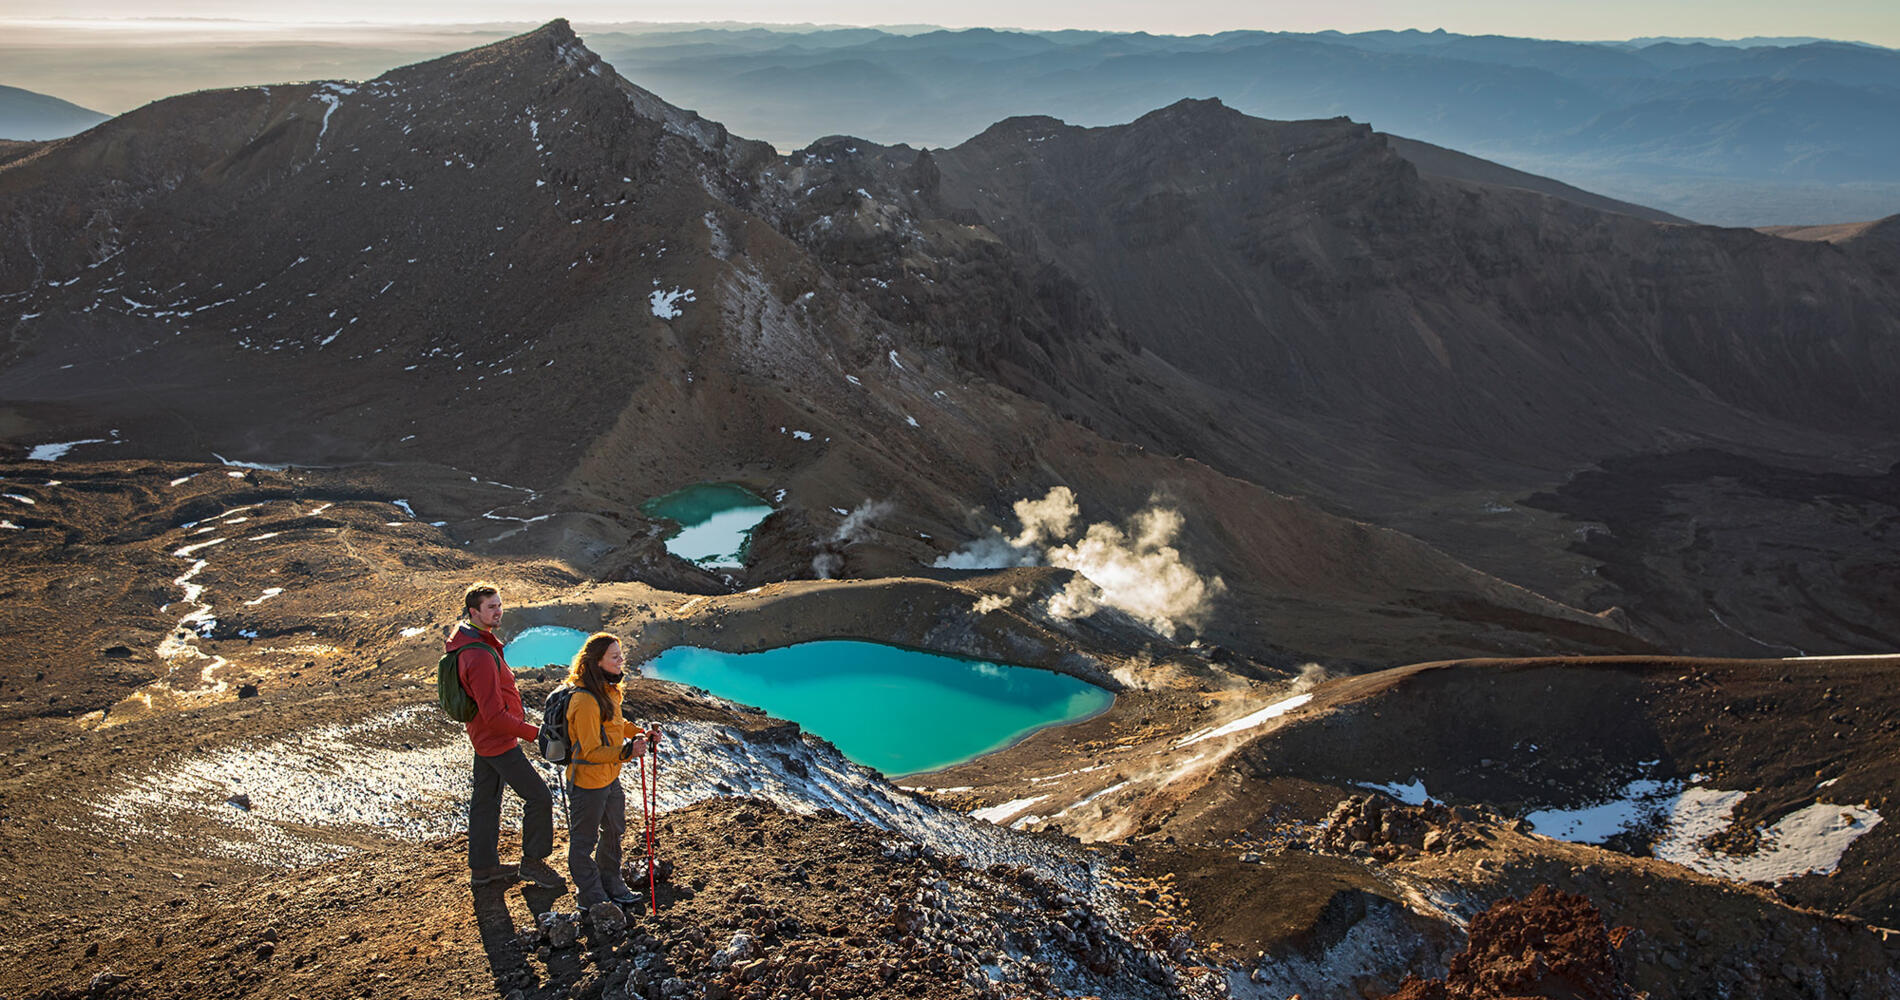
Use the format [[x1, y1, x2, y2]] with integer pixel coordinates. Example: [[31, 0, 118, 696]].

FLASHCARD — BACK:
[[640, 483, 774, 568], [502, 627, 1112, 776]]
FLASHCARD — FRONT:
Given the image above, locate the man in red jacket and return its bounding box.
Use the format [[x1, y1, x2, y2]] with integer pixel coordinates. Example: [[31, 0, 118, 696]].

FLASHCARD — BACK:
[[450, 582, 562, 889]]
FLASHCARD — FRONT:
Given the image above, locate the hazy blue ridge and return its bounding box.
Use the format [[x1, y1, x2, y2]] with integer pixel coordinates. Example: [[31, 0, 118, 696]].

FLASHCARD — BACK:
[[592, 25, 1900, 223], [0, 84, 108, 141]]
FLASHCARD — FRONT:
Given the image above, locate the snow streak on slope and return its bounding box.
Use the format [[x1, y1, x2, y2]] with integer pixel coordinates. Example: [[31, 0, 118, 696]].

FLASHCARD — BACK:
[[81, 703, 1097, 893]]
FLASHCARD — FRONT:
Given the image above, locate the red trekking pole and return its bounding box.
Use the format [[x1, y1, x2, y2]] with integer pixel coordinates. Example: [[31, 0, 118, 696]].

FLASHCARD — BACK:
[[641, 726, 662, 916]]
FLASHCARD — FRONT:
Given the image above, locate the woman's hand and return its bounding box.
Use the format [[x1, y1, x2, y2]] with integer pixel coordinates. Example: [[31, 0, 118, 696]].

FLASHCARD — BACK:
[[619, 736, 649, 760]]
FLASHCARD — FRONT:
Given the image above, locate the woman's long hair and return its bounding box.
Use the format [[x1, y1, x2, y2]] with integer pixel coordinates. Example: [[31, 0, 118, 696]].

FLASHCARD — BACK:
[[565, 631, 625, 708]]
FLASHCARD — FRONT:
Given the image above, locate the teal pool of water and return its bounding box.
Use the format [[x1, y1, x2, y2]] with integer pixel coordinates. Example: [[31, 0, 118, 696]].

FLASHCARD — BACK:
[[506, 625, 598, 668], [640, 483, 774, 568], [501, 627, 1113, 776]]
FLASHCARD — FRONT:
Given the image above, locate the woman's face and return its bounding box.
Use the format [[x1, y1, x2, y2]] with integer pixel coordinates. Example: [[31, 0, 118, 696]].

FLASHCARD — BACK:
[[600, 641, 626, 677]]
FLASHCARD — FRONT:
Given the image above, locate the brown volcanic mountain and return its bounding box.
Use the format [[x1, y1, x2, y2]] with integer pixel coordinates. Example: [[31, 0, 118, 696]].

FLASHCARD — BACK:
[[1, 20, 1897, 663], [5, 26, 1900, 998]]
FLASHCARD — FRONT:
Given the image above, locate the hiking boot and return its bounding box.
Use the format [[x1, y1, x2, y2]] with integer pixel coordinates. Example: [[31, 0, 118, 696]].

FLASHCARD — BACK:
[[518, 858, 565, 890], [470, 865, 518, 886]]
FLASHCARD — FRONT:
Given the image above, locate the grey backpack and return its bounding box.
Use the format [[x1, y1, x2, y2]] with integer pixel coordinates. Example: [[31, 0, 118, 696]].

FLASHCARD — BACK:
[[537, 685, 608, 765]]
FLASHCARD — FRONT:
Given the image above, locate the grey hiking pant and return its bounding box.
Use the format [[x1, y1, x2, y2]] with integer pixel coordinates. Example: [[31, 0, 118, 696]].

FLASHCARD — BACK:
[[566, 779, 628, 907], [468, 745, 553, 870]]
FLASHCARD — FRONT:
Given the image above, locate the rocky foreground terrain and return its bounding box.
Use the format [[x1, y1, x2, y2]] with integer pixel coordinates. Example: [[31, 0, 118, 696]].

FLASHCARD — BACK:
[[1, 460, 1895, 999], [3, 19, 1899, 1000]]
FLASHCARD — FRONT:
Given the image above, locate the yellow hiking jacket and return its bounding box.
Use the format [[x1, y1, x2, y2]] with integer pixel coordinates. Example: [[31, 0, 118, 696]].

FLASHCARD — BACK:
[[564, 684, 626, 789]]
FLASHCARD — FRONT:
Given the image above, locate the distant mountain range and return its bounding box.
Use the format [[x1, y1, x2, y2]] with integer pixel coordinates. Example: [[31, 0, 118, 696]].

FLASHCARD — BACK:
[[0, 84, 106, 141], [585, 26, 1900, 225], [6, 23, 1894, 223]]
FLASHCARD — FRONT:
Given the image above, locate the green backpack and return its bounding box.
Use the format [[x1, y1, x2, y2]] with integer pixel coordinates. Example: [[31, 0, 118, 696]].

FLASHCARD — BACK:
[[437, 647, 480, 723]]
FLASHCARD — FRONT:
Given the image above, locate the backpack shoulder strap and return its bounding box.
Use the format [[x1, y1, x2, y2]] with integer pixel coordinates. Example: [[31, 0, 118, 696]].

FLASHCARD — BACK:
[[592, 691, 612, 745], [452, 642, 491, 672], [565, 689, 612, 750]]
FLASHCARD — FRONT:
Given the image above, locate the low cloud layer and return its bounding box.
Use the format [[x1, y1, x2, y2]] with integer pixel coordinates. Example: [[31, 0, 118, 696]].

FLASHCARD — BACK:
[[935, 487, 1224, 638]]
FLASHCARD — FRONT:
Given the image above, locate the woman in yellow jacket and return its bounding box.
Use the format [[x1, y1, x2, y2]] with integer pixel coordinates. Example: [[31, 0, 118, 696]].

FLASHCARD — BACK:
[[564, 632, 648, 910]]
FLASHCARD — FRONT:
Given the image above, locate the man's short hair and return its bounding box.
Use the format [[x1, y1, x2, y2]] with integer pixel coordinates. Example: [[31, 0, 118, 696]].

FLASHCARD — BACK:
[[463, 581, 499, 613]]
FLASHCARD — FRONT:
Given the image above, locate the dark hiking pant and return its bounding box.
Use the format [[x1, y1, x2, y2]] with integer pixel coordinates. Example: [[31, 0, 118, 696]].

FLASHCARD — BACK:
[[566, 779, 627, 907], [469, 745, 553, 870]]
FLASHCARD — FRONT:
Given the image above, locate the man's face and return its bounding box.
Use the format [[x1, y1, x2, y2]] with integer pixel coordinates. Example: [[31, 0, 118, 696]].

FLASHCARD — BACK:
[[471, 594, 503, 631]]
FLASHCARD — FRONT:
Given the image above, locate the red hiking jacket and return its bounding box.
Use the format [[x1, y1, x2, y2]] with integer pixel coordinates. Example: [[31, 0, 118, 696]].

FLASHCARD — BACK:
[[448, 624, 539, 756]]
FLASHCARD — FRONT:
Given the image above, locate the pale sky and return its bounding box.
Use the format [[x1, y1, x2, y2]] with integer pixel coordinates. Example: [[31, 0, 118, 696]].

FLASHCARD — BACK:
[[3, 0, 1896, 47]]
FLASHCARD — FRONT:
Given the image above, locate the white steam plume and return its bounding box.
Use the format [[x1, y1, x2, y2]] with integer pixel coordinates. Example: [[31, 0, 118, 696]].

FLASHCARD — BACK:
[[832, 499, 893, 544], [931, 532, 1037, 570], [812, 552, 844, 579], [934, 487, 1224, 638], [812, 499, 892, 579], [1010, 486, 1078, 548], [1291, 662, 1333, 691], [973, 593, 1012, 614]]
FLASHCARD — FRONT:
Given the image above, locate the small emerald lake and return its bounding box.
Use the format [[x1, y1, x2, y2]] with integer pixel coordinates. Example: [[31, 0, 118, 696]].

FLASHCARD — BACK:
[[640, 483, 774, 568], [503, 627, 1112, 776]]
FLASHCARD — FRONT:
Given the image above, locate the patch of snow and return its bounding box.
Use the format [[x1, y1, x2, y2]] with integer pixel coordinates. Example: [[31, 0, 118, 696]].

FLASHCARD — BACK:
[[400, 626, 431, 639], [391, 499, 416, 518], [888, 350, 904, 370], [174, 538, 226, 558], [971, 796, 1050, 825], [247, 532, 280, 541], [1524, 780, 1681, 843], [1652, 788, 1883, 885], [311, 87, 348, 146], [27, 438, 106, 461], [905, 415, 919, 428], [1028, 764, 1109, 784], [212, 454, 290, 471], [650, 287, 697, 319], [0, 520, 19, 530], [791, 430, 813, 441], [1236, 901, 1438, 1000], [242, 588, 283, 607], [168, 476, 194, 486], [1175, 693, 1313, 747], [1359, 779, 1431, 805], [4, 493, 36, 505]]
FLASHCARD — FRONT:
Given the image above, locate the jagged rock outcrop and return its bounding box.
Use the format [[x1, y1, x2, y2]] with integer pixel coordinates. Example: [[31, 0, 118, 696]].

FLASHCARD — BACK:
[[1382, 886, 1639, 1000]]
